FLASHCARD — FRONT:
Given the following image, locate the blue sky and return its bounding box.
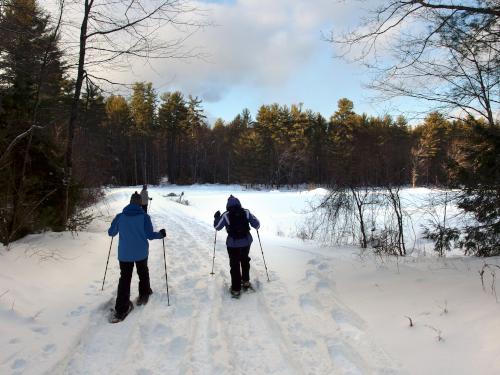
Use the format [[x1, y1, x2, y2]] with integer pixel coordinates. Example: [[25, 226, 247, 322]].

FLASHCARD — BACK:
[[59, 0, 422, 123]]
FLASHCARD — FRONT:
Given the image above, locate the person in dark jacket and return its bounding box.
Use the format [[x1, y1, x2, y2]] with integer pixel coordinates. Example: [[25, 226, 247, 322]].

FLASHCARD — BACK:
[[214, 195, 260, 297], [108, 192, 166, 320]]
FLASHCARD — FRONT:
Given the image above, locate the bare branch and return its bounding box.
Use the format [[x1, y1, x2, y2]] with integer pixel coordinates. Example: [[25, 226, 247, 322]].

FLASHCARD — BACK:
[[0, 126, 43, 169]]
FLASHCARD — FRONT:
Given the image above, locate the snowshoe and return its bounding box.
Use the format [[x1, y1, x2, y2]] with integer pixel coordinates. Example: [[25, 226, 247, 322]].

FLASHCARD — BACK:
[[109, 301, 134, 324], [135, 294, 150, 306], [230, 289, 241, 299], [242, 281, 255, 292]]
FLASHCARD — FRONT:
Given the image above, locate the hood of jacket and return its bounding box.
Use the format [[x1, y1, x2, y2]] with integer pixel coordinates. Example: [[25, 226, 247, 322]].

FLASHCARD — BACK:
[[122, 203, 146, 216], [226, 195, 242, 210]]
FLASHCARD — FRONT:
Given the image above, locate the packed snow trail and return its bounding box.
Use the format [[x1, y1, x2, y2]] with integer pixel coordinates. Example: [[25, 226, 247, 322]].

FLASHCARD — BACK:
[[50, 191, 396, 375]]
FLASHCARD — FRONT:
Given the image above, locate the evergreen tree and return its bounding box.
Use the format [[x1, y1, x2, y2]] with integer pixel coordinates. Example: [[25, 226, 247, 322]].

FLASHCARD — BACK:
[[158, 91, 187, 183], [455, 122, 500, 256], [103, 95, 132, 184], [412, 112, 452, 186], [0, 0, 67, 244], [129, 82, 157, 184]]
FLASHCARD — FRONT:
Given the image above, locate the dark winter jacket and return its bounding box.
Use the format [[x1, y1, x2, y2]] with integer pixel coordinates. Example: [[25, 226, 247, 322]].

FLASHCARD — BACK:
[[108, 203, 163, 261], [214, 196, 260, 248]]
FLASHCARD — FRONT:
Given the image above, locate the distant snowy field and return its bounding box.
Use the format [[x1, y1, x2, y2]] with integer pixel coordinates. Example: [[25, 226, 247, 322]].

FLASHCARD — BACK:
[[1, 185, 499, 375]]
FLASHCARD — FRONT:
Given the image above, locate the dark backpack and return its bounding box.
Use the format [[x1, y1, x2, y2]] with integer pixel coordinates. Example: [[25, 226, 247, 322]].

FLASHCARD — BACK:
[[227, 207, 250, 239]]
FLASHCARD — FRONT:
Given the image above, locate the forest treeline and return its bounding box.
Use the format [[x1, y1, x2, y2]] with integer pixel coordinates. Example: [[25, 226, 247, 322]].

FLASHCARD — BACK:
[[70, 89, 499, 191], [1, 0, 498, 253]]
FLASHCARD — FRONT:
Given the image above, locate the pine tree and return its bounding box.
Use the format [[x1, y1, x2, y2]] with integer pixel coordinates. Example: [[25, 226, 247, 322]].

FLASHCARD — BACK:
[[0, 0, 67, 244], [104, 95, 132, 184], [158, 91, 187, 183], [129, 82, 157, 184]]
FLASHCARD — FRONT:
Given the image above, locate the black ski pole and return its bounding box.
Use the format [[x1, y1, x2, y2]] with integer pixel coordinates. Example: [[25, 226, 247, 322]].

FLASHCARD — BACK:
[[101, 237, 114, 291], [149, 198, 152, 213], [210, 231, 217, 275], [162, 238, 170, 306], [256, 230, 270, 282]]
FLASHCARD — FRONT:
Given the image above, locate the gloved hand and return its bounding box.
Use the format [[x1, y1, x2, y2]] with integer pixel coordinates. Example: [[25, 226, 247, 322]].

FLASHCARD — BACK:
[[214, 210, 221, 220], [159, 229, 166, 238], [149, 197, 153, 201]]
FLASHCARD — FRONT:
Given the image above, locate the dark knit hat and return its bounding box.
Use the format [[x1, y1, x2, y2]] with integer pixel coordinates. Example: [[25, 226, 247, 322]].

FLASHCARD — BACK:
[[130, 191, 141, 205]]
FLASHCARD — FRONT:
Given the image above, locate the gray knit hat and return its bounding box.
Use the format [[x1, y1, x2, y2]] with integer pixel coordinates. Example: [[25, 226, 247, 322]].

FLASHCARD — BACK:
[[130, 191, 141, 205]]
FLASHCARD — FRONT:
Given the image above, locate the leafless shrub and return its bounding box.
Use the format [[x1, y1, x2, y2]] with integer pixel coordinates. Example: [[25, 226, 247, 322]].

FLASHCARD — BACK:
[[371, 228, 401, 256], [439, 300, 449, 315], [31, 309, 44, 321], [24, 247, 74, 263], [479, 263, 500, 302], [305, 185, 418, 257], [421, 191, 461, 256], [305, 186, 381, 247], [425, 324, 444, 342], [296, 212, 322, 241], [405, 315, 414, 327]]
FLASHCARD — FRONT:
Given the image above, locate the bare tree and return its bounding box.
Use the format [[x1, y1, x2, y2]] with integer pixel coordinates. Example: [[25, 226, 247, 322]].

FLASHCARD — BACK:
[[329, 0, 499, 125], [386, 186, 407, 256], [60, 0, 204, 224]]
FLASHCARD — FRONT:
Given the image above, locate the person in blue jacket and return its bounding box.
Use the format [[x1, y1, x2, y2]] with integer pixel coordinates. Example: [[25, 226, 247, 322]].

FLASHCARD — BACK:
[[108, 191, 166, 320], [214, 195, 260, 297]]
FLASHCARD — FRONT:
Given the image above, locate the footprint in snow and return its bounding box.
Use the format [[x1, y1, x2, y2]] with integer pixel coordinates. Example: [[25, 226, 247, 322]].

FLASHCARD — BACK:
[[331, 308, 365, 331], [43, 344, 56, 354], [305, 269, 319, 281], [316, 279, 334, 290], [299, 339, 317, 348], [299, 294, 318, 311], [11, 358, 27, 370], [136, 368, 153, 375], [69, 305, 86, 317], [31, 326, 49, 335], [328, 339, 371, 375], [318, 262, 329, 270]]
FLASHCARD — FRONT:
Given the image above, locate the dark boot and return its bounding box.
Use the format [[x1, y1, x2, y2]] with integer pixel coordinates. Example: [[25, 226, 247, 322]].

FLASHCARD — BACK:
[[111, 301, 134, 323]]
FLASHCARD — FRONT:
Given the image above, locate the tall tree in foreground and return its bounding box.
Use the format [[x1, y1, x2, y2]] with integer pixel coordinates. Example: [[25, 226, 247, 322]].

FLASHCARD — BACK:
[[455, 121, 500, 256], [329, 0, 499, 125], [61, 0, 202, 225]]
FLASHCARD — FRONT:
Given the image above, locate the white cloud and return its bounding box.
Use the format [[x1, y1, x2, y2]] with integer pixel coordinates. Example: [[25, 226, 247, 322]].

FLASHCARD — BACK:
[[94, 0, 356, 101]]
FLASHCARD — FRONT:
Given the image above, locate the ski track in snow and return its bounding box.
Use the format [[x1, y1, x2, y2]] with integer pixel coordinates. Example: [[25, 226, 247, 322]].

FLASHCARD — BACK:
[[47, 195, 396, 375]]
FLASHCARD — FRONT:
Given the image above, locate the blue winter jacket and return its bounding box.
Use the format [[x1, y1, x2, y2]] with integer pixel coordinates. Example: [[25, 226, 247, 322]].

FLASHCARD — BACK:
[[214, 196, 260, 248], [108, 204, 163, 262]]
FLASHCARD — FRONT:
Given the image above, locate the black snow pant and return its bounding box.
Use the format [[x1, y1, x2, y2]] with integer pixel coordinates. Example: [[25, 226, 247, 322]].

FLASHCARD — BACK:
[[115, 257, 152, 314], [141, 204, 148, 213], [227, 246, 251, 292]]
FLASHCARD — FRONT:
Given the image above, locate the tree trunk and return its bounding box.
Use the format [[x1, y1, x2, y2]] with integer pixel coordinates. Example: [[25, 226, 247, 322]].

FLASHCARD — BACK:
[[63, 0, 91, 225]]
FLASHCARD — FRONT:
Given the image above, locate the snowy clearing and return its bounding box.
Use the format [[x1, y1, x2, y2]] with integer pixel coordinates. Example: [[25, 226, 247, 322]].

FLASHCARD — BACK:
[[1, 185, 499, 375]]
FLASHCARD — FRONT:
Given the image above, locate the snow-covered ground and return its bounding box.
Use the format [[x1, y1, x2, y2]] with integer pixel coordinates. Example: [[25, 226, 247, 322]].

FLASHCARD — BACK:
[[1, 185, 499, 374]]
